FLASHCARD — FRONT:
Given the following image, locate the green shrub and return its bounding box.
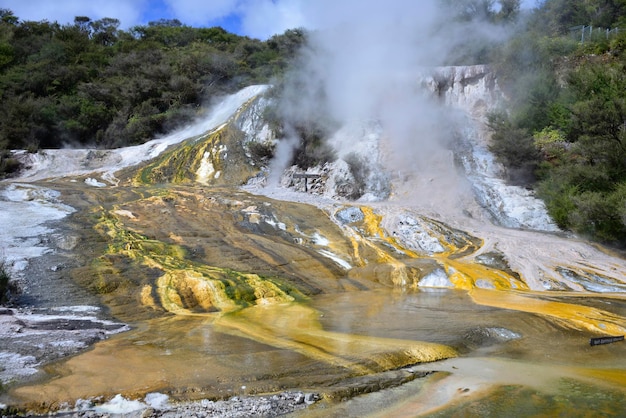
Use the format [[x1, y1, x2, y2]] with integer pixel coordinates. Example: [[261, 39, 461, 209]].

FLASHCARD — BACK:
[[0, 260, 12, 304], [536, 174, 577, 228], [0, 151, 21, 178], [487, 111, 541, 185], [538, 169, 626, 244], [569, 190, 626, 244], [533, 127, 567, 161]]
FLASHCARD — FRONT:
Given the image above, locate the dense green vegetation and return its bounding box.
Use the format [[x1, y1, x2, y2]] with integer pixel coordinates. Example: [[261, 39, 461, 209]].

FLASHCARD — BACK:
[[488, 0, 626, 245], [0, 8, 303, 173]]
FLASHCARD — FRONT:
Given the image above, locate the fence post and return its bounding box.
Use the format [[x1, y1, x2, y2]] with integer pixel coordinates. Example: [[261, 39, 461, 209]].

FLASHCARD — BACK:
[[581, 25, 585, 43]]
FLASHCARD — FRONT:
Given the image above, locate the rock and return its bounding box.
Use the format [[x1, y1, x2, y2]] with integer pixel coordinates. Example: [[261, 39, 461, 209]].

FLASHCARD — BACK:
[[464, 326, 521, 347], [304, 393, 320, 404], [335, 206, 364, 224]]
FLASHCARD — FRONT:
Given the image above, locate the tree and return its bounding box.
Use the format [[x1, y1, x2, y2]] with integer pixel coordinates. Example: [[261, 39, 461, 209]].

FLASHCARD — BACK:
[[91, 18, 120, 46], [534, 0, 626, 35], [487, 111, 541, 184], [0, 9, 18, 25], [0, 10, 15, 69], [442, 0, 495, 21], [495, 0, 521, 22], [0, 10, 309, 179], [440, 0, 520, 22], [74, 16, 91, 35]]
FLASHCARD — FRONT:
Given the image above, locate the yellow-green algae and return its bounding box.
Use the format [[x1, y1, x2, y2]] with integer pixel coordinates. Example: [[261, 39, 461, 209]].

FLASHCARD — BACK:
[[93, 207, 306, 315], [132, 91, 268, 187], [134, 125, 256, 186]]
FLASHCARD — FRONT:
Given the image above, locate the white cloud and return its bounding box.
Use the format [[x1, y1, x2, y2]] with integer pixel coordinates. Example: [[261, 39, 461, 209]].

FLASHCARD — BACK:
[[3, 0, 148, 27], [162, 0, 310, 39], [162, 0, 239, 27], [238, 0, 306, 39], [2, 0, 538, 38], [2, 0, 302, 37]]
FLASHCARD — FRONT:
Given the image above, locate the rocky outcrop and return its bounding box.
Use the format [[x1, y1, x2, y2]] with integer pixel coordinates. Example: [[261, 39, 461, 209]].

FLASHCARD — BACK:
[[426, 64, 501, 118], [422, 65, 559, 231]]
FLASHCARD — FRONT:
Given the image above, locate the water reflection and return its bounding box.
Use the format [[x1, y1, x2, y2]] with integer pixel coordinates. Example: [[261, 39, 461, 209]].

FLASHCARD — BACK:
[[304, 290, 626, 417], [5, 288, 625, 415]]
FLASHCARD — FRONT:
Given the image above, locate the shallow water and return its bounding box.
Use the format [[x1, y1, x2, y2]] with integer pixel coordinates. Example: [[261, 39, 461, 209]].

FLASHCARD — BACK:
[[303, 291, 626, 417], [4, 286, 626, 415]]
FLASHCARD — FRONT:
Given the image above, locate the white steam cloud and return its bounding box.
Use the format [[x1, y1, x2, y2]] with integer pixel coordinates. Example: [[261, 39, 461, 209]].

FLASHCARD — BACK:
[[273, 0, 517, 208], [278, 1, 454, 172]]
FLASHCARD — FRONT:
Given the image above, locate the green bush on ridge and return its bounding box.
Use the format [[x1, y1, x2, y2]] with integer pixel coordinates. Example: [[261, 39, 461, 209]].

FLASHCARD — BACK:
[[489, 0, 626, 246]]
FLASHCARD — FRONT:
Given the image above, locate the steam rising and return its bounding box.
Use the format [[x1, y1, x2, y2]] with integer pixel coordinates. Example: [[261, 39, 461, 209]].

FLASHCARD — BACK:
[[275, 1, 454, 172], [267, 135, 299, 187], [273, 0, 516, 207]]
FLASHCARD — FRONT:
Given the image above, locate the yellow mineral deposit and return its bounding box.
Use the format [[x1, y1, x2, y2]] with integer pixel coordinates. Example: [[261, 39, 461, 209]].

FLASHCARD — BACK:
[[439, 258, 528, 290], [214, 303, 457, 375], [469, 288, 626, 335], [344, 205, 527, 290]]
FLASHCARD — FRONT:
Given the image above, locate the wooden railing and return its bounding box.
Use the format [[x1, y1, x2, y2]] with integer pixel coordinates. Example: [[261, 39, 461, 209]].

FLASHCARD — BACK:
[[292, 173, 321, 192]]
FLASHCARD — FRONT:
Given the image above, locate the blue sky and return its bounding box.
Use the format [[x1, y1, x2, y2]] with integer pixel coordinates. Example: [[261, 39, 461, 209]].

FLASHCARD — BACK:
[[135, 0, 244, 34], [1, 0, 298, 39], [2, 0, 540, 40]]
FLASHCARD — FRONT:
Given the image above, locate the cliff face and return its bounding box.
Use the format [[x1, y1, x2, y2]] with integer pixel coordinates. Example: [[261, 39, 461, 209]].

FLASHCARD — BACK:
[[427, 64, 500, 119], [420, 65, 559, 231]]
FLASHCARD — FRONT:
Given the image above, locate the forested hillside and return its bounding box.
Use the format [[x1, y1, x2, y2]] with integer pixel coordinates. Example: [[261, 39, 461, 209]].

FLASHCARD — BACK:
[[488, 0, 626, 245], [0, 8, 303, 175]]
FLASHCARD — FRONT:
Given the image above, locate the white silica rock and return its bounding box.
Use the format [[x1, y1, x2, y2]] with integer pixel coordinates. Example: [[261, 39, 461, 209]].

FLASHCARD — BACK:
[[419, 269, 454, 288]]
